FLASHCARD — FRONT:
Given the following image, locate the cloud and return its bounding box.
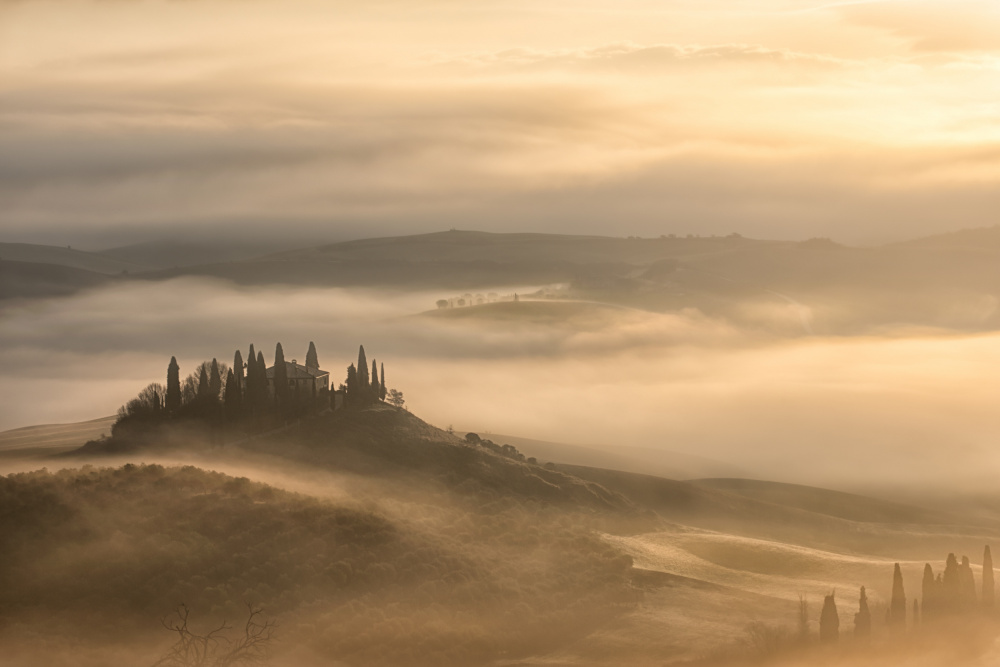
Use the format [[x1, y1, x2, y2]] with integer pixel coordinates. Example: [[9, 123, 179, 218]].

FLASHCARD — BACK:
[[436, 42, 853, 72]]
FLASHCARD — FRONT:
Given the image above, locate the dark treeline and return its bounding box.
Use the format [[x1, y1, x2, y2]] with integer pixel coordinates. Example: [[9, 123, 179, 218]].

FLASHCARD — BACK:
[[110, 342, 398, 444], [814, 546, 997, 647]]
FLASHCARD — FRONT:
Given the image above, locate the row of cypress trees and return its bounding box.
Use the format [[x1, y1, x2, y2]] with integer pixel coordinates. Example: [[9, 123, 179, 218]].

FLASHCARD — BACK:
[[818, 545, 996, 644], [117, 341, 394, 440], [345, 345, 387, 406]]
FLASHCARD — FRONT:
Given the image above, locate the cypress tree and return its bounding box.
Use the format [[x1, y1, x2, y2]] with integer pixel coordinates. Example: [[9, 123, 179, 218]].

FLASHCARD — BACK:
[[233, 350, 245, 402], [890, 563, 907, 630], [256, 351, 268, 411], [380, 362, 386, 401], [166, 356, 181, 413], [224, 369, 238, 421], [985, 546, 995, 611], [197, 365, 210, 398], [306, 341, 319, 370], [922, 563, 937, 620], [245, 346, 256, 410], [960, 556, 978, 610], [372, 359, 379, 400], [944, 553, 961, 612], [358, 346, 369, 391], [209, 358, 222, 399], [819, 593, 839, 643], [274, 343, 289, 407], [346, 364, 358, 405], [854, 586, 871, 641]]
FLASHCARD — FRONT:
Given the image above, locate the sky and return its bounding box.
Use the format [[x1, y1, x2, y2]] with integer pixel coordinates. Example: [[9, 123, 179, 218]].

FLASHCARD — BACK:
[[2, 0, 1000, 247]]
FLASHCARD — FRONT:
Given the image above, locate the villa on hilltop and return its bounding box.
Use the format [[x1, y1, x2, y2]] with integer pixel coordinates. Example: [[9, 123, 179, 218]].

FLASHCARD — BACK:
[[265, 360, 330, 397]]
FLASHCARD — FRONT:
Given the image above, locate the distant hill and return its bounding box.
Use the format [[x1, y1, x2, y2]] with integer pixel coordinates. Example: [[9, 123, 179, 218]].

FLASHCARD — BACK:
[[264, 229, 773, 265], [0, 243, 148, 275], [97, 239, 286, 270], [0, 260, 113, 300]]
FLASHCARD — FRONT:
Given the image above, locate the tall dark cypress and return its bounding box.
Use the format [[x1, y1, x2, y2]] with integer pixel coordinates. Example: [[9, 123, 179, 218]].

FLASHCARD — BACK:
[[306, 342, 319, 370], [233, 349, 245, 411], [197, 364, 210, 398], [166, 356, 181, 413], [245, 347, 257, 413], [358, 345, 369, 390], [960, 556, 978, 610], [209, 358, 222, 399], [256, 351, 268, 411], [224, 369, 238, 421], [274, 343, 289, 407], [819, 594, 839, 643], [346, 364, 358, 405], [985, 546, 995, 611], [890, 563, 907, 630], [854, 586, 871, 641], [922, 563, 937, 620], [371, 360, 379, 400], [944, 553, 961, 612], [380, 362, 386, 401]]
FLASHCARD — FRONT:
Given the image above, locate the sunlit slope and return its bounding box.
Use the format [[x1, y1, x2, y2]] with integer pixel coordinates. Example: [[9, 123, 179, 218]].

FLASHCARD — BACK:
[[560, 465, 1000, 560], [0, 416, 116, 455]]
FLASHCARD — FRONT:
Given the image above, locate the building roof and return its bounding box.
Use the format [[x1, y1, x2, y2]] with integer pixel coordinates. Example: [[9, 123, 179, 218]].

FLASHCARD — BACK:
[[265, 361, 329, 380]]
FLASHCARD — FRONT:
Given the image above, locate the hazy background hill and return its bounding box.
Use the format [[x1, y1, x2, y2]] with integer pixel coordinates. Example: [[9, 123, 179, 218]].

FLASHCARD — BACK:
[[8, 227, 1000, 335]]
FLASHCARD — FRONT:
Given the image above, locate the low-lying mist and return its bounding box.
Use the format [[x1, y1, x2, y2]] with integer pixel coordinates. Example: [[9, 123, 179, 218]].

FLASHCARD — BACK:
[[4, 277, 1000, 492]]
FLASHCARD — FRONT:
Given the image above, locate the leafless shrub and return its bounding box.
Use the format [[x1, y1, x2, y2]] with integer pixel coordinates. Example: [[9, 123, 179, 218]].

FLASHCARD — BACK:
[[152, 602, 275, 667]]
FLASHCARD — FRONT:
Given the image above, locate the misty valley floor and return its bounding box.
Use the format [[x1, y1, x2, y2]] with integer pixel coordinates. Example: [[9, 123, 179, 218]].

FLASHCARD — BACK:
[[4, 406, 1000, 667]]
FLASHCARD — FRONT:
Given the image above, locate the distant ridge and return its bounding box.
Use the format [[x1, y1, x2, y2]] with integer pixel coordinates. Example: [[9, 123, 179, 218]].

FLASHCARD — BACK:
[[0, 242, 147, 275]]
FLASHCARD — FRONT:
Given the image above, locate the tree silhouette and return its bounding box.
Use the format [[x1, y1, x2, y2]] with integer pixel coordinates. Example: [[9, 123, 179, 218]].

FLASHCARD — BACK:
[[854, 586, 871, 641], [255, 351, 267, 412], [346, 364, 358, 405], [306, 341, 319, 371], [232, 350, 244, 413], [943, 553, 961, 611], [371, 359, 379, 401], [197, 365, 210, 398], [922, 563, 938, 620], [819, 593, 839, 644], [985, 545, 995, 611], [889, 562, 907, 630], [209, 359, 222, 399], [273, 343, 289, 408], [387, 389, 404, 409], [797, 595, 809, 643], [379, 363, 386, 402], [960, 555, 978, 611], [245, 345, 257, 412], [223, 369, 238, 422], [166, 356, 181, 413], [358, 346, 369, 391], [152, 603, 275, 667]]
